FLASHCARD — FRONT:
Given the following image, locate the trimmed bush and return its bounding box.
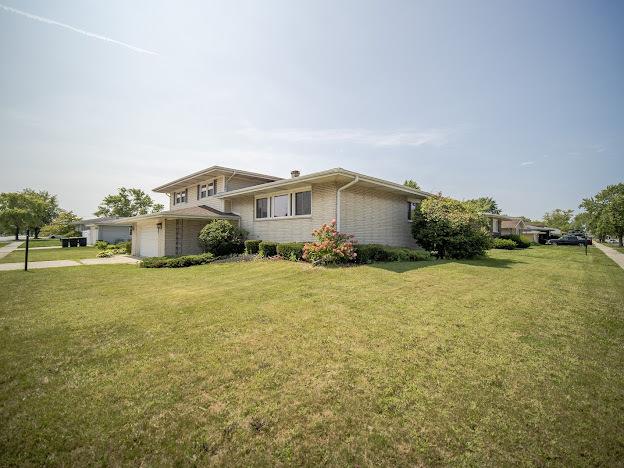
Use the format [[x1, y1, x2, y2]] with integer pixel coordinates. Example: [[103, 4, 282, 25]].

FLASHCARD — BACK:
[[245, 239, 262, 255], [277, 242, 305, 261], [302, 220, 356, 265], [500, 234, 530, 249], [96, 250, 114, 258], [140, 253, 215, 268], [198, 220, 245, 256], [493, 238, 517, 250], [354, 244, 431, 263], [95, 240, 109, 250], [259, 241, 278, 257]]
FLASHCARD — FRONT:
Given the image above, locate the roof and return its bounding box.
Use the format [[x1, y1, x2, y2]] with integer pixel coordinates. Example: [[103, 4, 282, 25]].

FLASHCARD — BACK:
[[75, 217, 130, 226], [482, 213, 514, 220], [501, 218, 526, 229], [109, 205, 239, 224], [217, 167, 432, 199], [525, 224, 557, 232], [153, 165, 282, 193]]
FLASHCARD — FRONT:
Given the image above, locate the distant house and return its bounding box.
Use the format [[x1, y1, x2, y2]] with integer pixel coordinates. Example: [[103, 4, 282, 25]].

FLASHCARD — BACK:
[[74, 217, 132, 245], [483, 213, 511, 237], [523, 225, 561, 244], [500, 218, 527, 236], [111, 166, 430, 257]]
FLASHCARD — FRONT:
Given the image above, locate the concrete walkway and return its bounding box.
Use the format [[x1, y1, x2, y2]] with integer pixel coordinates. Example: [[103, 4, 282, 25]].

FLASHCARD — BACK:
[[0, 241, 22, 259], [16, 246, 62, 250], [0, 256, 139, 271], [594, 242, 624, 270]]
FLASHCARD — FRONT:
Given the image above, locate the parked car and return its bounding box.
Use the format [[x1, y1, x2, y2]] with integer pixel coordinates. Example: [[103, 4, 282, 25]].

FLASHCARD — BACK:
[[547, 235, 586, 246]]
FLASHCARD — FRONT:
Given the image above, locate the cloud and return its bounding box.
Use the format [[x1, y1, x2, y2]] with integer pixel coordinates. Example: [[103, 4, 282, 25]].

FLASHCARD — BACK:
[[520, 161, 534, 166], [0, 3, 158, 55], [236, 127, 450, 147]]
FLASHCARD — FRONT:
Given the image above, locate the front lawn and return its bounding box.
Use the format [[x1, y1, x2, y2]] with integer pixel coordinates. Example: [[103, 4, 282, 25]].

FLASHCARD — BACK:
[[19, 239, 62, 248], [0, 246, 99, 264], [1, 247, 623, 465]]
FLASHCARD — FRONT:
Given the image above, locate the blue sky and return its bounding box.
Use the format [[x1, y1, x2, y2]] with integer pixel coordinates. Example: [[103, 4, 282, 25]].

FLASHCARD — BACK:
[[0, 0, 622, 218]]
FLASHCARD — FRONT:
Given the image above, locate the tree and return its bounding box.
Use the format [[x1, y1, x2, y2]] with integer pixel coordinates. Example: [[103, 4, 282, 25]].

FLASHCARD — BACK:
[[464, 196, 501, 214], [570, 212, 591, 232], [0, 191, 45, 240], [403, 179, 421, 190], [411, 195, 492, 259], [95, 188, 164, 218], [543, 209, 574, 232], [22, 189, 59, 238], [581, 183, 624, 246], [40, 210, 82, 238]]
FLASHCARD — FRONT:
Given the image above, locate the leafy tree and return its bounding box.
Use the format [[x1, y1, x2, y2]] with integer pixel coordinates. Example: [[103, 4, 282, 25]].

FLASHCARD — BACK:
[[411, 195, 492, 259], [403, 179, 421, 190], [0, 191, 46, 240], [40, 210, 82, 238], [543, 209, 574, 232], [570, 212, 591, 232], [465, 196, 501, 214], [581, 183, 624, 246], [95, 188, 164, 218], [22, 189, 59, 238]]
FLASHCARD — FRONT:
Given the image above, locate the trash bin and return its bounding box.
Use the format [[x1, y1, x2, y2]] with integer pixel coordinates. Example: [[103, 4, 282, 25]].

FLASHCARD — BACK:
[[61, 238, 69, 248], [79, 237, 87, 247], [69, 238, 78, 247]]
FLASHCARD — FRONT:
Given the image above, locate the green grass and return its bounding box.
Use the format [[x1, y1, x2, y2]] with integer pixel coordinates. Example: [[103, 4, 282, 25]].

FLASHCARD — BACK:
[[1, 246, 623, 465], [0, 241, 9, 248], [19, 239, 63, 248], [0, 246, 99, 264]]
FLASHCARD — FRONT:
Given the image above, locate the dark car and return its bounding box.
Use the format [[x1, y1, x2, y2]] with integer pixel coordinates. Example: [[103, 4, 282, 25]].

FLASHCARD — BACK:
[[547, 235, 587, 246]]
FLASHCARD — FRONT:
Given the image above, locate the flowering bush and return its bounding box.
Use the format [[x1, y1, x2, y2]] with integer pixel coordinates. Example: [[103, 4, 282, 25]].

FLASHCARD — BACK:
[[302, 220, 357, 265]]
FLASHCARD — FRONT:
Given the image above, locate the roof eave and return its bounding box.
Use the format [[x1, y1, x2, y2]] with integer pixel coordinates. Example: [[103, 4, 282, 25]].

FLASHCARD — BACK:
[[152, 166, 282, 193]]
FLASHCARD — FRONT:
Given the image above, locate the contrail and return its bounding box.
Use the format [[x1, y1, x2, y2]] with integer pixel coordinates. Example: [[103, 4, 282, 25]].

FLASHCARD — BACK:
[[0, 3, 158, 55]]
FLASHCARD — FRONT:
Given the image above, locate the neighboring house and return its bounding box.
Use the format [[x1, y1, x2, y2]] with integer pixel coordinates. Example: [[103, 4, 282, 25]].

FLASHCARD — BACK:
[[483, 213, 511, 237], [523, 224, 561, 244], [75, 217, 132, 245], [112, 166, 430, 257], [500, 218, 527, 236]]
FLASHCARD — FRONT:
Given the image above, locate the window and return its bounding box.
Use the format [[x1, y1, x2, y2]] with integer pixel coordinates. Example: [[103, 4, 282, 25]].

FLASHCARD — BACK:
[[407, 201, 418, 220], [294, 191, 311, 216], [256, 197, 268, 218], [200, 184, 207, 198], [272, 194, 289, 217], [175, 192, 181, 204], [180, 190, 187, 203], [208, 179, 217, 196]]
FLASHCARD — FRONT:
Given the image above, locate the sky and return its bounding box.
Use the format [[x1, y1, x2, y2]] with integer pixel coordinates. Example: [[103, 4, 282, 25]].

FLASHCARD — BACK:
[[0, 0, 622, 219]]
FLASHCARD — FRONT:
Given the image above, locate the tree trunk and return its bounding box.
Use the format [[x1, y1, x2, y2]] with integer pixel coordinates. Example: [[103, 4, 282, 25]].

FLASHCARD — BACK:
[[14, 226, 19, 241], [34, 227, 40, 239], [619, 235, 623, 247]]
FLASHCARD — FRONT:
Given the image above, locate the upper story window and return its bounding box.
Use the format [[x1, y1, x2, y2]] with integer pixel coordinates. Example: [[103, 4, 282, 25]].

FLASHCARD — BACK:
[[200, 184, 207, 198], [254, 188, 312, 220], [407, 201, 418, 220], [197, 179, 218, 200], [173, 189, 187, 205]]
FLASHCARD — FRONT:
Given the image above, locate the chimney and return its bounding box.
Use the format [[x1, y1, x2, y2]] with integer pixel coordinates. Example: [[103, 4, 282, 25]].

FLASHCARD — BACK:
[[291, 170, 300, 178]]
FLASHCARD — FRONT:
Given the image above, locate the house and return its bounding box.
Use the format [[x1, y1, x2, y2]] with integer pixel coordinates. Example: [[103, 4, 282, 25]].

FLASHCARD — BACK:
[[483, 213, 511, 237], [500, 218, 527, 236], [113, 166, 430, 257], [523, 224, 561, 244], [75, 217, 132, 245]]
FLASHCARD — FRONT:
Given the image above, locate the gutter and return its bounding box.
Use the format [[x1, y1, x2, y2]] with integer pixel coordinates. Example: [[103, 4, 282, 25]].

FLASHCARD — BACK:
[[336, 176, 359, 231]]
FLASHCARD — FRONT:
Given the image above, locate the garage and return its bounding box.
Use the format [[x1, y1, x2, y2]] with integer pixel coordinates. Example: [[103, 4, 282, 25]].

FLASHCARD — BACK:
[[138, 225, 159, 257]]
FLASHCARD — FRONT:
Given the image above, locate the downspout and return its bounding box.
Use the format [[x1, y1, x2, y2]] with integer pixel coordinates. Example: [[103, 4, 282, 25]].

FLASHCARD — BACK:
[[336, 176, 359, 231]]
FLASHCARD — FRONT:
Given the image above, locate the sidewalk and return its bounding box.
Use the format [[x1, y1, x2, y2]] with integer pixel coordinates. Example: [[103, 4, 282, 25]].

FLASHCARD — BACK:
[[0, 241, 22, 259], [594, 242, 624, 270], [16, 246, 62, 251], [0, 256, 140, 271]]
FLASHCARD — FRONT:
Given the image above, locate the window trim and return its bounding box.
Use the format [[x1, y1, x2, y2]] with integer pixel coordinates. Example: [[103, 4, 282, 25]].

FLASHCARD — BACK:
[[254, 186, 312, 220]]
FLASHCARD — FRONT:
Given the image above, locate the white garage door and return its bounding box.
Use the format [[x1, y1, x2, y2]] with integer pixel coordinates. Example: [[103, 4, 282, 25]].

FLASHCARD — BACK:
[[139, 225, 159, 257]]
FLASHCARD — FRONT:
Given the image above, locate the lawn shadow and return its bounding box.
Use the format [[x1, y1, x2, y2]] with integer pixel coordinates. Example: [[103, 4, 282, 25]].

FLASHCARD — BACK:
[[368, 256, 525, 273]]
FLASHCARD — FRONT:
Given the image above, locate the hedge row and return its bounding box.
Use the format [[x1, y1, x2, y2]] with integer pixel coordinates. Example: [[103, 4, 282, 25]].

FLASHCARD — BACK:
[[499, 234, 531, 248], [493, 238, 517, 250], [140, 253, 215, 268], [354, 244, 431, 263]]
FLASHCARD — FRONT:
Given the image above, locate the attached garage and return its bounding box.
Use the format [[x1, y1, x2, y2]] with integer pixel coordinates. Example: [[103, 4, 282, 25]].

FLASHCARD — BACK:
[[138, 224, 159, 257]]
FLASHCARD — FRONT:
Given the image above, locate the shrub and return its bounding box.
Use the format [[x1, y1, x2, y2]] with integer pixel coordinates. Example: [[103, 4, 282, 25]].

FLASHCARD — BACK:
[[411, 196, 493, 259], [245, 239, 262, 255], [302, 220, 356, 265], [198, 220, 245, 256], [500, 234, 530, 249], [259, 241, 278, 257], [354, 244, 431, 263], [105, 240, 131, 254], [493, 238, 517, 250], [140, 252, 215, 268], [96, 250, 114, 258], [277, 242, 305, 261], [95, 240, 109, 250]]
